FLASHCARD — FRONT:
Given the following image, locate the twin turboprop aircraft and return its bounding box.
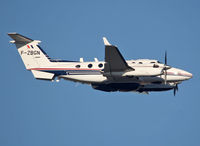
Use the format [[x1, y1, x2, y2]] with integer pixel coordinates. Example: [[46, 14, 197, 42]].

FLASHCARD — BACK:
[[8, 33, 192, 95]]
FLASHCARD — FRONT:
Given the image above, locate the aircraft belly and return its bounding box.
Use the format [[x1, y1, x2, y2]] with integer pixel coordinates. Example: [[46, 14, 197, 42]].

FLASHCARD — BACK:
[[63, 75, 107, 83], [62, 75, 165, 84]]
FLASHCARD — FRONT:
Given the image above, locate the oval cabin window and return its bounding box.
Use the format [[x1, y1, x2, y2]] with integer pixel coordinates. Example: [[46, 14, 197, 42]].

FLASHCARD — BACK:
[[88, 64, 93, 68], [98, 63, 103, 68], [76, 65, 81, 68]]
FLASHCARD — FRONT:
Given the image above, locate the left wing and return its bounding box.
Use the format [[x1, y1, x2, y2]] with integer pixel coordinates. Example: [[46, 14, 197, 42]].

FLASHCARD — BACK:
[[103, 37, 133, 74]]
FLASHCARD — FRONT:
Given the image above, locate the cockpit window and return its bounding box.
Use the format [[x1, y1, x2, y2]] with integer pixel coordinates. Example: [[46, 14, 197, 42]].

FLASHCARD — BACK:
[[150, 62, 155, 63], [153, 64, 159, 68]]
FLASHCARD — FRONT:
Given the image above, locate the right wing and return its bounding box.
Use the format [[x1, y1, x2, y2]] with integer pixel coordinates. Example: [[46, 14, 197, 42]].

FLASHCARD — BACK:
[[103, 37, 133, 73]]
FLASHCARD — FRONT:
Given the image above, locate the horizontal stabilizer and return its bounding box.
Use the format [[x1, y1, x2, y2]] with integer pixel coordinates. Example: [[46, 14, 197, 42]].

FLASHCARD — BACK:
[[31, 70, 54, 80], [8, 33, 33, 44]]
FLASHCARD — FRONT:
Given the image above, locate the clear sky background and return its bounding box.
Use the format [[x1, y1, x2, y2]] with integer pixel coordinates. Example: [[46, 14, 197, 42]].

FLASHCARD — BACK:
[[0, 0, 200, 146]]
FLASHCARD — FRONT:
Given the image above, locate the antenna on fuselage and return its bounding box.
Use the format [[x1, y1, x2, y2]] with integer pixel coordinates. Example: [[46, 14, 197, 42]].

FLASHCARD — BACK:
[[94, 58, 98, 62], [80, 58, 84, 62]]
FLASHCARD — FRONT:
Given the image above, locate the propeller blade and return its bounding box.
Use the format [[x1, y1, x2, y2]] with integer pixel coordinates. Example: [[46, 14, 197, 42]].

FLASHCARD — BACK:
[[173, 84, 178, 96], [165, 51, 167, 65], [174, 88, 176, 96], [164, 70, 167, 84], [163, 51, 170, 84]]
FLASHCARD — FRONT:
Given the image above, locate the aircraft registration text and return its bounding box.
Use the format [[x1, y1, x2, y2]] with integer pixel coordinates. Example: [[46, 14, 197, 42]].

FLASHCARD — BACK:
[[21, 50, 40, 55]]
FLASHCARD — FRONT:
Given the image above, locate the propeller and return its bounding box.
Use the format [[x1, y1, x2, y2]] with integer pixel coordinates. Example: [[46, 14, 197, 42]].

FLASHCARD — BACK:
[[173, 84, 179, 96], [162, 51, 171, 84]]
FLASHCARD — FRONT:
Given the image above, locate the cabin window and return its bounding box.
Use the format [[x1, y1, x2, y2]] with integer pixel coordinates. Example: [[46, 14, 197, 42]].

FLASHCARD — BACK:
[[76, 65, 81, 68], [139, 62, 143, 64], [98, 63, 103, 68], [31, 45, 34, 48], [150, 62, 155, 63], [88, 64, 93, 68], [153, 64, 159, 68], [132, 62, 135, 64]]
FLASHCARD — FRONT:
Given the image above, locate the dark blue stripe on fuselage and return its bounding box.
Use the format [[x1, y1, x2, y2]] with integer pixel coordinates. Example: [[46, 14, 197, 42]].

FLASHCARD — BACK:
[[39, 70, 101, 75]]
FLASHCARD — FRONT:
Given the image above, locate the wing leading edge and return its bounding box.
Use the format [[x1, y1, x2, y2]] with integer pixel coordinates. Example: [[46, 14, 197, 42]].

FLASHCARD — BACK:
[[103, 37, 133, 74]]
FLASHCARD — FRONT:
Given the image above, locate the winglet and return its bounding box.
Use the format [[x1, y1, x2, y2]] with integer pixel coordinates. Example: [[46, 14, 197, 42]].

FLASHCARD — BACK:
[[103, 37, 111, 46]]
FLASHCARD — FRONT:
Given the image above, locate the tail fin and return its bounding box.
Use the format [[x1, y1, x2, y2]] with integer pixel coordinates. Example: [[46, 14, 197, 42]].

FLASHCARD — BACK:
[[8, 33, 54, 80], [8, 33, 51, 69]]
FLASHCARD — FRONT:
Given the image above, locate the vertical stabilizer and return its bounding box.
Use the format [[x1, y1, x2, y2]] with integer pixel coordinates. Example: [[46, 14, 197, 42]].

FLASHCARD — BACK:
[[8, 33, 51, 69], [8, 33, 54, 80]]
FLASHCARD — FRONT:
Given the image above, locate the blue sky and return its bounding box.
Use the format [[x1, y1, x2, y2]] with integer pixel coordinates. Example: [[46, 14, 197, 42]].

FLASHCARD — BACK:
[[0, 0, 200, 146]]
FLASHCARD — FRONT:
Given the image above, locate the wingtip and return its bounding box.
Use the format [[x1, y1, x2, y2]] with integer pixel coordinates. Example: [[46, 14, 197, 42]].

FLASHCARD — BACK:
[[7, 32, 17, 35], [103, 37, 111, 46]]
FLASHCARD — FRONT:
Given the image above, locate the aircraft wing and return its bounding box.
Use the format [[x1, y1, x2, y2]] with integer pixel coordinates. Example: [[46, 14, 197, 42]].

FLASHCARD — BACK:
[[103, 37, 133, 73]]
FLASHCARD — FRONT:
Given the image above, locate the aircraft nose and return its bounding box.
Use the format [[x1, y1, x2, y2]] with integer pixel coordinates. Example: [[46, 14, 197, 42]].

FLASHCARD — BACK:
[[181, 70, 193, 80], [187, 72, 193, 79]]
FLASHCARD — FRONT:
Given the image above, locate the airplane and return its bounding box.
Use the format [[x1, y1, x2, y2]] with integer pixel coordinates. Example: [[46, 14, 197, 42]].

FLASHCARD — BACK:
[[8, 33, 193, 95]]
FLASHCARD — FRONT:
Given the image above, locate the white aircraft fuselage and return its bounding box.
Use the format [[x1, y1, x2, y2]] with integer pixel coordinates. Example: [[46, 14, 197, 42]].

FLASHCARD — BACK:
[[8, 33, 192, 95]]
